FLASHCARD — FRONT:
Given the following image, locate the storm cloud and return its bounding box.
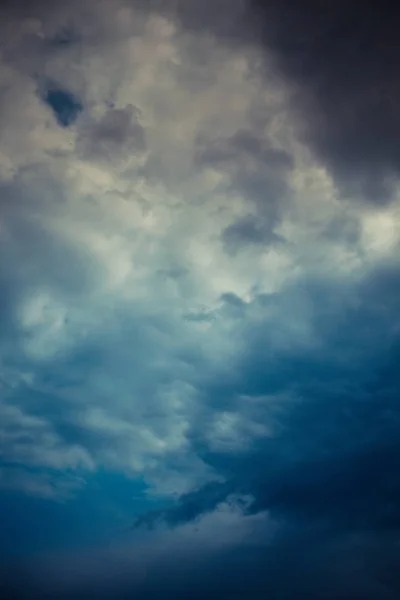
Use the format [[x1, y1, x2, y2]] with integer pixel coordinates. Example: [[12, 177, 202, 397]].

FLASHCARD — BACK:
[[0, 0, 400, 598]]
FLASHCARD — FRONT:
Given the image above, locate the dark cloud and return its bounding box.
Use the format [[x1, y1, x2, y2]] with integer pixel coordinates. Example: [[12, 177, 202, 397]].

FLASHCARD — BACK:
[[127, 263, 400, 597], [2, 261, 400, 583], [151, 0, 400, 204], [222, 214, 284, 251], [47, 28, 80, 49], [7, 525, 400, 599], [123, 0, 400, 207], [130, 0, 255, 47], [249, 0, 400, 203], [1, 1, 400, 599], [133, 480, 234, 529]]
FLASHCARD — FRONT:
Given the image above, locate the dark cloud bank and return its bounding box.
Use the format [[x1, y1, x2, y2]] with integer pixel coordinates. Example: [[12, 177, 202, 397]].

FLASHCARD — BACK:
[[178, 0, 400, 204], [1, 0, 400, 599]]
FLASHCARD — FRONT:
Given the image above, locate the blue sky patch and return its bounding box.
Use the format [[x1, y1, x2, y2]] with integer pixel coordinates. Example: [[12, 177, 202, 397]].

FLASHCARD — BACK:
[[43, 87, 83, 127]]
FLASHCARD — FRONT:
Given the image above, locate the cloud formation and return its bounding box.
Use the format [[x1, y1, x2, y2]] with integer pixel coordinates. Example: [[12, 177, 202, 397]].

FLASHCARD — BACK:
[[251, 0, 400, 204], [0, 0, 400, 598]]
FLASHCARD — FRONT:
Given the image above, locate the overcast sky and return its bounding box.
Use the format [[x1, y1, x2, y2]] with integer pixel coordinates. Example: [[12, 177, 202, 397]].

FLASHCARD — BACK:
[[1, 1, 400, 598]]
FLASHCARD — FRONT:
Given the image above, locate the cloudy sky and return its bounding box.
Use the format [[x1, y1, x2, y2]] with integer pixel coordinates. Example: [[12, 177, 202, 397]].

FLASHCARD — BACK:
[[1, 1, 400, 598]]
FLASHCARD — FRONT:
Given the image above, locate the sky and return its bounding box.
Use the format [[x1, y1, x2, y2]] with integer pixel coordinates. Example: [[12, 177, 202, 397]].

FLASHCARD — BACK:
[[1, 0, 400, 598]]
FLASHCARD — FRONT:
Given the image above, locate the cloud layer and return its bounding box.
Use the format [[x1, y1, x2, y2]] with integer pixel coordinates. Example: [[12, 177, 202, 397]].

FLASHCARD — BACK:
[[1, 0, 400, 598]]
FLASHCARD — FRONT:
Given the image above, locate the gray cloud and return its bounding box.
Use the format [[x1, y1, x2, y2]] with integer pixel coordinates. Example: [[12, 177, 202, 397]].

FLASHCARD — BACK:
[[222, 214, 285, 251], [249, 1, 400, 204], [195, 128, 293, 217], [125, 262, 400, 597], [77, 105, 146, 161], [0, 1, 400, 599]]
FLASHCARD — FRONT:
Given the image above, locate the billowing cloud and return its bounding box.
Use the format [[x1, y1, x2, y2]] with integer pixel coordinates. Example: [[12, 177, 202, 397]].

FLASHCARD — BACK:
[[0, 0, 400, 598]]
